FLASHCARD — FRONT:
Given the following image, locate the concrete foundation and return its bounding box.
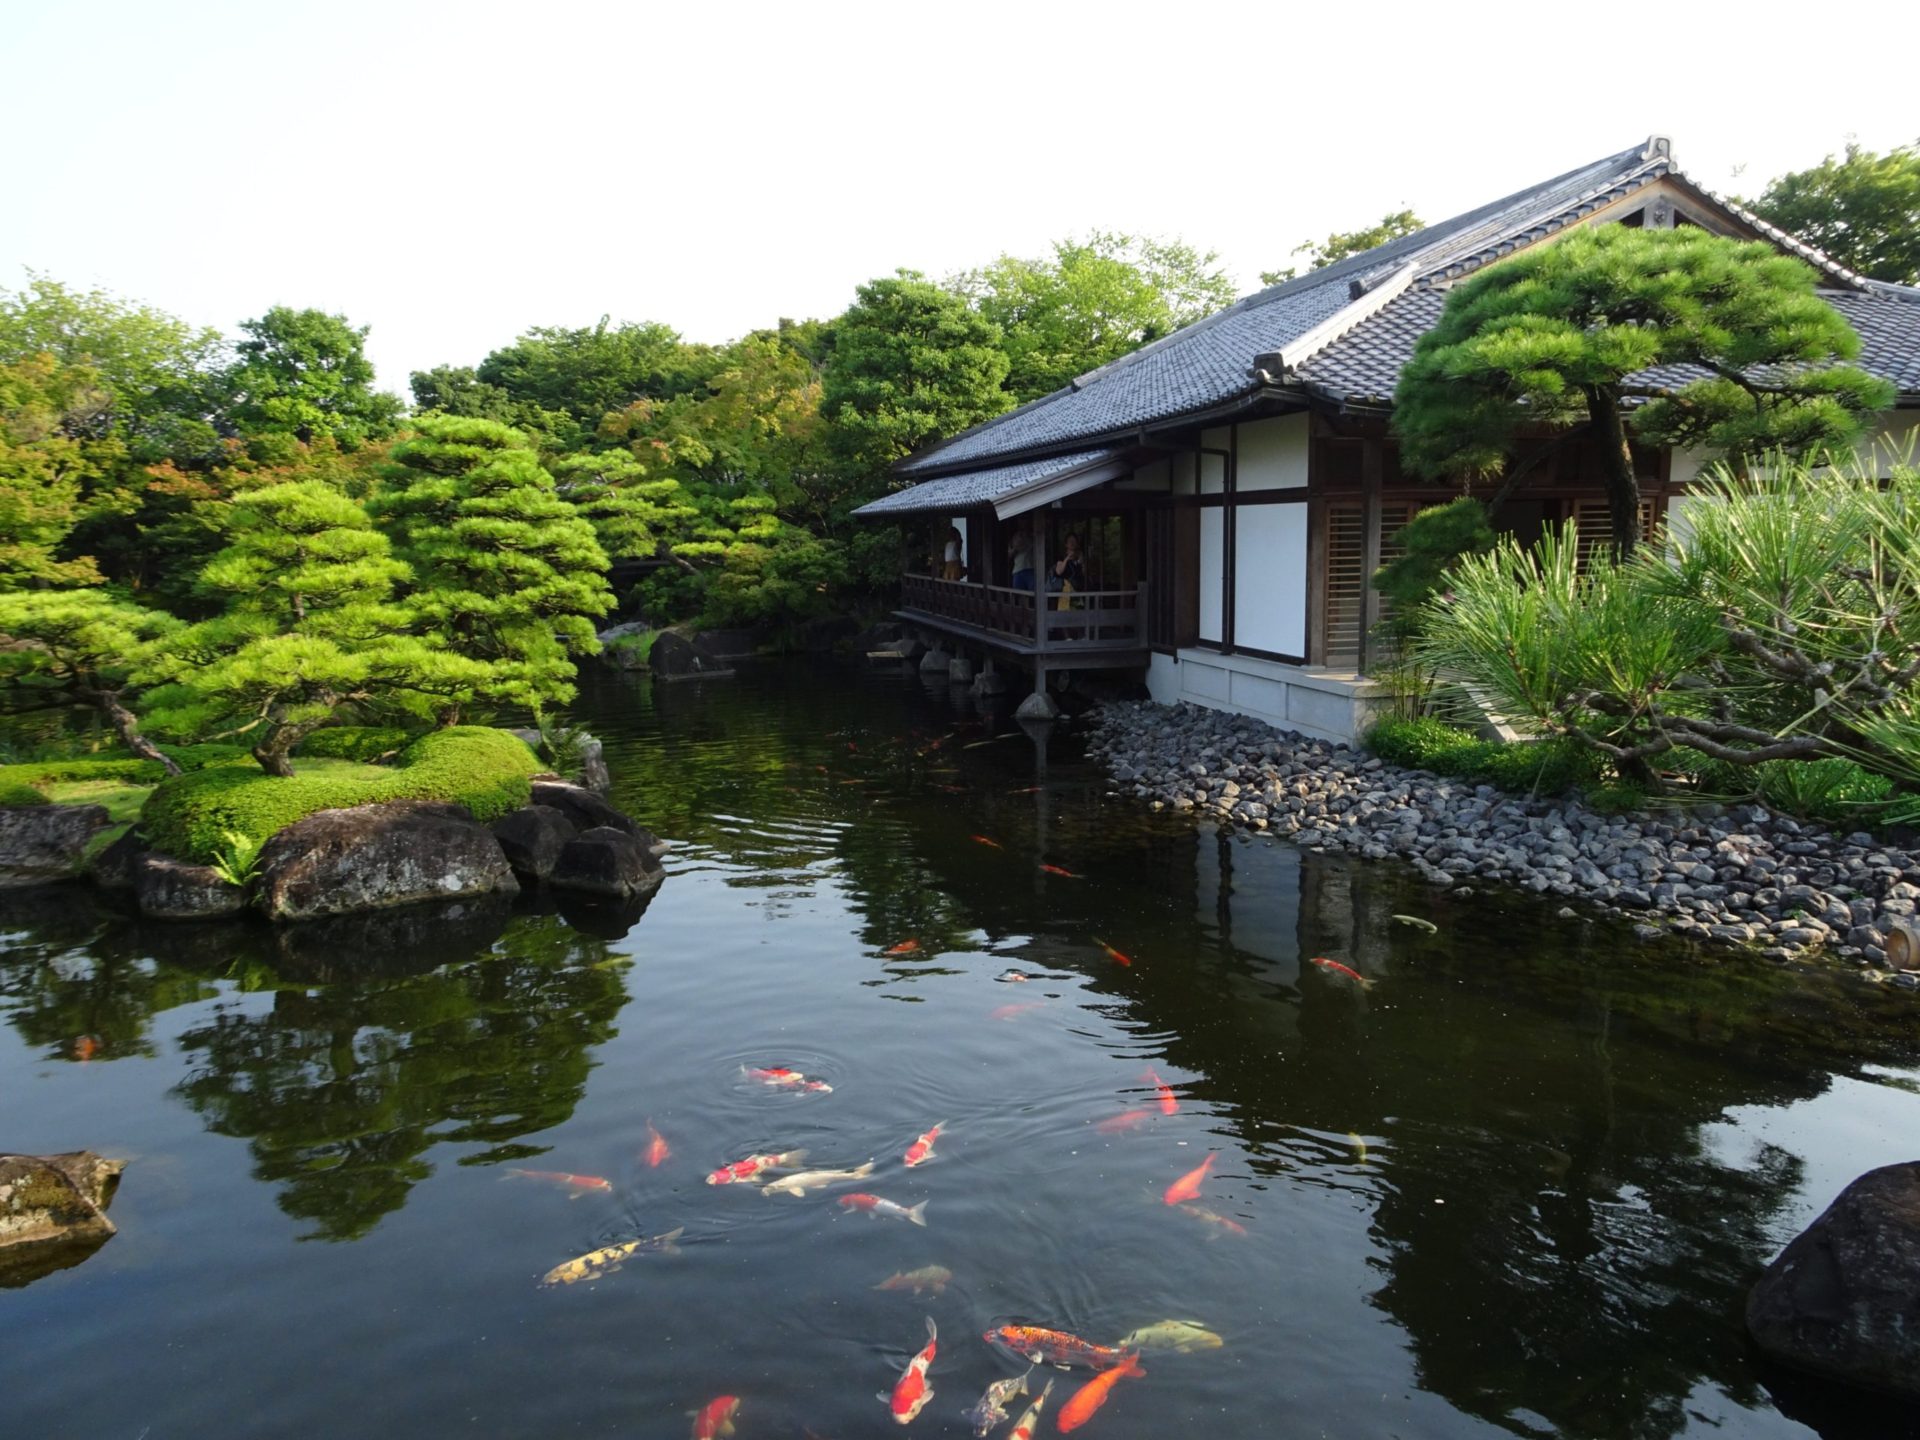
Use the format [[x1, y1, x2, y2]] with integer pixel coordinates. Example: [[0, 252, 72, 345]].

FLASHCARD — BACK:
[[1015, 691, 1060, 721], [918, 645, 952, 674], [948, 657, 975, 684]]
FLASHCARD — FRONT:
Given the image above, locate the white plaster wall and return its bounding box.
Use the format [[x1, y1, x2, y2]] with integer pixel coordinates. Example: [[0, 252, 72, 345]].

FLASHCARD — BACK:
[[1235, 414, 1310, 491], [1232, 503, 1308, 656], [1145, 652, 1182, 705], [1199, 507, 1224, 643], [1860, 413, 1920, 475], [1199, 452, 1227, 495]]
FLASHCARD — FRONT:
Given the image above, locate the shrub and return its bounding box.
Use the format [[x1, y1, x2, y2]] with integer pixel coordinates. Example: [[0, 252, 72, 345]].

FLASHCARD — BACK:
[[1364, 717, 1596, 796], [0, 743, 248, 800], [296, 726, 415, 763], [140, 726, 541, 864], [0, 778, 46, 806]]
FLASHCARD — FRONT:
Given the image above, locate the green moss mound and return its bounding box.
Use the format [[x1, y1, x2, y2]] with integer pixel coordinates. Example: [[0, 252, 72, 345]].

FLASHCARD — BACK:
[[140, 727, 542, 865], [296, 726, 417, 763], [0, 744, 249, 806], [1365, 717, 1597, 797]]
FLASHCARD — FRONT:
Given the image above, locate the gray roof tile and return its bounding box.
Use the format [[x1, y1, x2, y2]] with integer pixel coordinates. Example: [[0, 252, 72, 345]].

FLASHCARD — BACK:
[[893, 137, 1920, 482], [853, 447, 1124, 517]]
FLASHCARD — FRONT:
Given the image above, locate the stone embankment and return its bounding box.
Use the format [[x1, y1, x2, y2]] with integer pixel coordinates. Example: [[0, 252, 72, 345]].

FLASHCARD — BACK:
[[1088, 701, 1920, 983]]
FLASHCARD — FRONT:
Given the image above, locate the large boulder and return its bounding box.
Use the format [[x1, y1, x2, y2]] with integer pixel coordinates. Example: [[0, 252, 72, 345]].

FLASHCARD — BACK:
[[135, 853, 246, 920], [651, 630, 734, 681], [529, 780, 641, 838], [550, 825, 663, 900], [0, 804, 111, 888], [269, 894, 514, 981], [87, 828, 147, 892], [255, 800, 519, 922], [0, 1151, 124, 1288], [491, 804, 578, 882], [1747, 1161, 1920, 1399], [693, 626, 770, 659]]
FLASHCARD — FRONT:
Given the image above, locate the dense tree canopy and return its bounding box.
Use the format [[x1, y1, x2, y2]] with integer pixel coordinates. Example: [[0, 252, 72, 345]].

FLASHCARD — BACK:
[[0, 353, 124, 587], [221, 307, 403, 448], [953, 232, 1236, 403], [0, 589, 184, 770], [374, 416, 612, 722], [1744, 140, 1920, 285], [821, 271, 1010, 500], [1393, 226, 1894, 555]]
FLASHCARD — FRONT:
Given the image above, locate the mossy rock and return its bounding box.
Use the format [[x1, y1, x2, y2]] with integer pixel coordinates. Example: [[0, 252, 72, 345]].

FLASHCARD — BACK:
[[140, 727, 543, 866]]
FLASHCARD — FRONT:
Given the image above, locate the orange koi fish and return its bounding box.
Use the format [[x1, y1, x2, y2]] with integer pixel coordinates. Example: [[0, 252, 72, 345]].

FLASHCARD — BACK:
[[885, 939, 922, 956], [991, 1002, 1043, 1021], [72, 1035, 99, 1062], [1309, 956, 1375, 990], [842, 1192, 930, 1226], [644, 1119, 671, 1169], [690, 1395, 739, 1440], [1163, 1153, 1216, 1206], [903, 1123, 946, 1168], [998, 970, 1033, 983], [1093, 1109, 1152, 1135], [1181, 1203, 1248, 1239], [504, 1168, 613, 1196], [1008, 785, 1042, 795], [888, 1316, 938, 1423], [705, 1148, 808, 1185], [1038, 863, 1077, 878], [1093, 939, 1134, 967], [1057, 1351, 1143, 1432], [982, 1325, 1129, 1372], [743, 1065, 834, 1093], [971, 835, 1003, 849], [1142, 1066, 1178, 1115]]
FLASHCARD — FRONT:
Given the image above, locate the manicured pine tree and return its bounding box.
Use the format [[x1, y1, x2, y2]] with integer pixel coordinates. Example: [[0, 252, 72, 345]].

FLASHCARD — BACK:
[[141, 481, 480, 775], [374, 415, 614, 723], [547, 448, 698, 561], [1393, 226, 1893, 557], [0, 590, 184, 772]]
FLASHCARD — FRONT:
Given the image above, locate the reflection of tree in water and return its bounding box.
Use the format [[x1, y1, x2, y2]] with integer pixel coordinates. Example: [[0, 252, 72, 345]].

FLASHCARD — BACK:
[[1071, 834, 1920, 1440], [0, 888, 219, 1060], [171, 909, 629, 1242]]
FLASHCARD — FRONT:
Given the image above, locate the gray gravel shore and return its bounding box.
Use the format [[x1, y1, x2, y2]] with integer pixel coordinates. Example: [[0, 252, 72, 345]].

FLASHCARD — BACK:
[[1087, 700, 1920, 986]]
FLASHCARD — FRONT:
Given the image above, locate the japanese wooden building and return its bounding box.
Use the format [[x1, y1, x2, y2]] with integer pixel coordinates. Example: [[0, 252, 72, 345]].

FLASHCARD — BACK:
[[856, 136, 1920, 737]]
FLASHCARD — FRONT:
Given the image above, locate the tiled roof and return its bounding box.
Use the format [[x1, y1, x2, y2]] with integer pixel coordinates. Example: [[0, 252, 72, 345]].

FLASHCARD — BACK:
[[852, 447, 1125, 517], [894, 136, 1920, 480]]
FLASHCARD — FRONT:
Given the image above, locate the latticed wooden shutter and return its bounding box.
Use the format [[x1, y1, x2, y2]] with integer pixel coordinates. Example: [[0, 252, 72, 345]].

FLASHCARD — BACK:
[[1323, 502, 1366, 666], [1571, 500, 1657, 569]]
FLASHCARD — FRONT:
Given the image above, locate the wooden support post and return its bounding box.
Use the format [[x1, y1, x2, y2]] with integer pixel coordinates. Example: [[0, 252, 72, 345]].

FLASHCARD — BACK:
[[1032, 521, 1049, 666], [1358, 437, 1384, 675]]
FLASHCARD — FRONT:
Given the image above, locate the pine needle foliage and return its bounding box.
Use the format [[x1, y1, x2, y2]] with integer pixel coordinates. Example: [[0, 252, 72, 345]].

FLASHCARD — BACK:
[[1393, 226, 1893, 557], [375, 415, 614, 722], [140, 481, 486, 775], [0, 589, 185, 772]]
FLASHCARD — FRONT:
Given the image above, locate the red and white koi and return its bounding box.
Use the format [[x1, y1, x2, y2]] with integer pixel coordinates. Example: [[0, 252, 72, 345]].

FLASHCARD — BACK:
[[705, 1148, 808, 1186], [970, 835, 1003, 849], [1006, 1378, 1054, 1440], [1038, 863, 1077, 878], [690, 1395, 739, 1440], [1093, 1109, 1152, 1135], [903, 1123, 946, 1168], [841, 1192, 930, 1226], [1180, 1203, 1249, 1239], [503, 1167, 613, 1196], [742, 1065, 833, 1093], [887, 1316, 938, 1424], [1163, 1153, 1216, 1206], [1309, 956, 1376, 990]]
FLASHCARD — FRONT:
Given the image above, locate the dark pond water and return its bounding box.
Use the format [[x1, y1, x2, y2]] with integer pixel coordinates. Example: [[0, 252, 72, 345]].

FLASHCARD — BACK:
[[4, 661, 1919, 1440]]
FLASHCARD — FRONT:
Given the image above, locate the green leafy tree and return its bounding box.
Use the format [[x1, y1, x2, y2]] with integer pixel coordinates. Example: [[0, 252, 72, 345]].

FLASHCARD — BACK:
[[407, 364, 519, 423], [142, 481, 476, 775], [1393, 226, 1894, 557], [473, 319, 718, 446], [0, 353, 128, 588], [220, 307, 403, 448], [822, 271, 1011, 505], [954, 232, 1236, 403], [1261, 209, 1423, 286], [375, 416, 613, 722], [0, 590, 184, 772], [1743, 140, 1920, 284], [0, 271, 225, 450]]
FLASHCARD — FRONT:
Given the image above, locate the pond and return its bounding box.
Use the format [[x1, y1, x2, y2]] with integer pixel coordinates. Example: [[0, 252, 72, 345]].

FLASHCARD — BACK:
[[3, 661, 1918, 1440]]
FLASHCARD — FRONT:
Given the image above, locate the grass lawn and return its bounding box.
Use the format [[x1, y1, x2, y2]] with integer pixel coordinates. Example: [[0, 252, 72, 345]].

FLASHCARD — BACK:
[[43, 778, 155, 825]]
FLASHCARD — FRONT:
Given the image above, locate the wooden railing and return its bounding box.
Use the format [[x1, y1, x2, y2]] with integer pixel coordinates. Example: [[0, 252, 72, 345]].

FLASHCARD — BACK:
[[899, 574, 1146, 651]]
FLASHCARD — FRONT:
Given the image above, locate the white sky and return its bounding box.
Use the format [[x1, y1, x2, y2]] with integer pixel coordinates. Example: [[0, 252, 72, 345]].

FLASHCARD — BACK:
[[5, 0, 1915, 394]]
